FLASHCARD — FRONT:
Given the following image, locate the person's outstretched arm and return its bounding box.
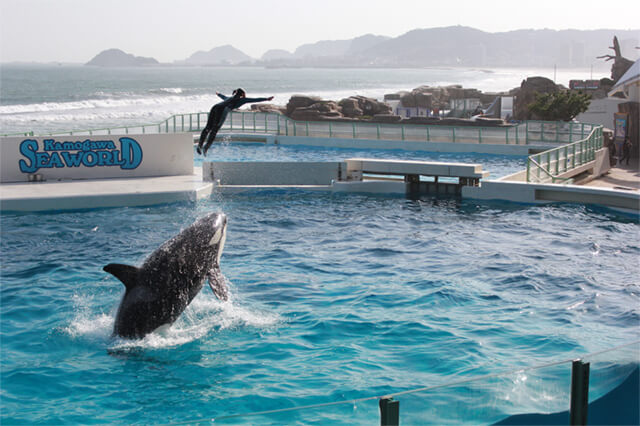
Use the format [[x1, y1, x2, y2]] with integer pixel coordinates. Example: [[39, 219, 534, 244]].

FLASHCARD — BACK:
[[216, 92, 229, 100], [236, 96, 274, 107]]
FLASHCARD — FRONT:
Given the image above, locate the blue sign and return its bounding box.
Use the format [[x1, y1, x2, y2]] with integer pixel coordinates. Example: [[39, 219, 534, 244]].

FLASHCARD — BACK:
[[18, 137, 143, 174]]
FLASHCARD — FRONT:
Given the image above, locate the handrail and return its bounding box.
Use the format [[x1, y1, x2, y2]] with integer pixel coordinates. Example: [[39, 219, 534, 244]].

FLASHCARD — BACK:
[[526, 125, 604, 183], [2, 110, 600, 151], [528, 157, 571, 183]]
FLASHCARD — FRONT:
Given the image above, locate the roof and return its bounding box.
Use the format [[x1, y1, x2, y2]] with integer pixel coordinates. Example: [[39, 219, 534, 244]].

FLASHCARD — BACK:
[[609, 58, 640, 97]]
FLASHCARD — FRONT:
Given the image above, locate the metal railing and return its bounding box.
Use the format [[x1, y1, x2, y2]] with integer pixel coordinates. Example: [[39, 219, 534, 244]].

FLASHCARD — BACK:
[[3, 111, 598, 149], [526, 125, 604, 183]]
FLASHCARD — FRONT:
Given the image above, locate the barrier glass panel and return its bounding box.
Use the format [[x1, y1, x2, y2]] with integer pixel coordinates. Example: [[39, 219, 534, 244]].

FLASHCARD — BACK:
[[396, 362, 572, 425]]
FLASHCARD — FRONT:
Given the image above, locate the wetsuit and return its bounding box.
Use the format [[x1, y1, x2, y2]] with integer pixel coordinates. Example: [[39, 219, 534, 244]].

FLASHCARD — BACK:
[[198, 93, 271, 155]]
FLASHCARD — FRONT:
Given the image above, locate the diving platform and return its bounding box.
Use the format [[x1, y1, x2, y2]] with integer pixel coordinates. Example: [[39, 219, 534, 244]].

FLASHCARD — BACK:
[[345, 158, 490, 196]]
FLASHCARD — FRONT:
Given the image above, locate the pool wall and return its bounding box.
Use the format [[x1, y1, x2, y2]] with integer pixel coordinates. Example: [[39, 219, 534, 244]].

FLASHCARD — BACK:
[[231, 133, 549, 156]]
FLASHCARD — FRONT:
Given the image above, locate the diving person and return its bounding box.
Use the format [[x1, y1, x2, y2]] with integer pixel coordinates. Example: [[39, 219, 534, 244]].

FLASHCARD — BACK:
[[198, 88, 274, 156]]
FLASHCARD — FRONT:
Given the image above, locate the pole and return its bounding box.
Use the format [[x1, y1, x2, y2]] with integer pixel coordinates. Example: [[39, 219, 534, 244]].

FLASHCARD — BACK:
[[379, 398, 399, 426], [570, 360, 590, 425]]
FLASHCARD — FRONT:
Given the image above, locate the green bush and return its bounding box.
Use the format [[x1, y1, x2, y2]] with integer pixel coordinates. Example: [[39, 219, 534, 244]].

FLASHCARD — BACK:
[[528, 91, 591, 121]]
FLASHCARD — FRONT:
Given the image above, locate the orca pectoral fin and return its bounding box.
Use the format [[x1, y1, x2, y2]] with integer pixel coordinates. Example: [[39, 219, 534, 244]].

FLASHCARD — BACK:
[[207, 269, 229, 301], [104, 263, 139, 290]]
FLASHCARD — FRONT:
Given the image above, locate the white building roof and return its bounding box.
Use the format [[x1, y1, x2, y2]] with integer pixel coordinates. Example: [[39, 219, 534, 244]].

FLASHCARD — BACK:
[[608, 58, 640, 99]]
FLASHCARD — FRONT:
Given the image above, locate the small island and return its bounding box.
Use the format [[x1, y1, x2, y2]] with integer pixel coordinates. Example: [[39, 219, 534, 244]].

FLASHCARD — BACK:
[[85, 48, 159, 67]]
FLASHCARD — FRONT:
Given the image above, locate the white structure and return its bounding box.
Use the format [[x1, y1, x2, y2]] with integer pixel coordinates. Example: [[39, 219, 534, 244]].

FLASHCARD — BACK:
[[0, 133, 193, 183], [576, 98, 625, 129], [609, 59, 640, 101]]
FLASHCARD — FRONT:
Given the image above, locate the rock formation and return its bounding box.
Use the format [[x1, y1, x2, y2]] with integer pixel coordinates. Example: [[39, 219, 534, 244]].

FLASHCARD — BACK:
[[338, 96, 391, 118], [512, 76, 559, 120]]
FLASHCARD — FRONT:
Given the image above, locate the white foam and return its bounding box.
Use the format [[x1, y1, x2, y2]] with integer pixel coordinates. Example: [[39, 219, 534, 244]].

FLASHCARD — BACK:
[[65, 283, 280, 351], [64, 293, 114, 341]]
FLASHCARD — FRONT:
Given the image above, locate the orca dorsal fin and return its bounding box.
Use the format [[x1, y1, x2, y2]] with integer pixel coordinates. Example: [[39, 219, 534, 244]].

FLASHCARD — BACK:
[[103, 263, 139, 290]]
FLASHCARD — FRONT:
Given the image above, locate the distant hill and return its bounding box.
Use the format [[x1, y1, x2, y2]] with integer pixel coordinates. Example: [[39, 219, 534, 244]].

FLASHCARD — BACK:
[[354, 26, 640, 68], [181, 45, 253, 65], [261, 49, 295, 61], [85, 27, 640, 69], [273, 27, 639, 68], [86, 49, 159, 67], [293, 34, 391, 58]]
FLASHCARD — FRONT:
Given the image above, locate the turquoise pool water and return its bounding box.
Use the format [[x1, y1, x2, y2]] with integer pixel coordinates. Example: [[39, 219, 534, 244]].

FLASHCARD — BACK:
[[196, 141, 527, 178], [2, 190, 638, 424]]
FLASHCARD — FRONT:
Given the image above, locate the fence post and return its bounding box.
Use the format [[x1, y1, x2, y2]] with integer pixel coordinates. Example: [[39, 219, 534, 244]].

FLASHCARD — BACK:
[[379, 398, 399, 426], [570, 360, 590, 425], [353, 122, 357, 139], [377, 124, 381, 140], [306, 121, 310, 137], [479, 128, 482, 144], [526, 158, 531, 182], [452, 127, 456, 143], [569, 121, 573, 142], [426, 126, 430, 142]]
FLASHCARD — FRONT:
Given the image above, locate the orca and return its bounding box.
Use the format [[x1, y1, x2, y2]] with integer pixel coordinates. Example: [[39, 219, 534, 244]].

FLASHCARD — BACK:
[[104, 212, 229, 339]]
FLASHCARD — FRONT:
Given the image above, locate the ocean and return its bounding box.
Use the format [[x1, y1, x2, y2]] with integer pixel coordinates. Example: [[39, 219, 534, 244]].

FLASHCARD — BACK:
[[0, 64, 597, 135]]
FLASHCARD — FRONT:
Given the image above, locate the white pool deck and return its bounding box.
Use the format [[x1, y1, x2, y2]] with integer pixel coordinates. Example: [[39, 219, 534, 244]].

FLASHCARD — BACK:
[[0, 168, 213, 212]]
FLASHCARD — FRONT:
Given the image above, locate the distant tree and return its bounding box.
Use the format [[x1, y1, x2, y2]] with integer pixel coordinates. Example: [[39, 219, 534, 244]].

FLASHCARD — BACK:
[[527, 91, 591, 121]]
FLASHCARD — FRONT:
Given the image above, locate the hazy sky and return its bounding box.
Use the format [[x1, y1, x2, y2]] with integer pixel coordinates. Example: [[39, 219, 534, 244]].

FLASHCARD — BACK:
[[1, 0, 639, 63]]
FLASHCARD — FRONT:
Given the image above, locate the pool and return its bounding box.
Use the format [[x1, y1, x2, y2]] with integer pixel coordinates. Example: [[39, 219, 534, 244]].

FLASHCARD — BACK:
[[197, 141, 528, 179], [2, 185, 638, 424]]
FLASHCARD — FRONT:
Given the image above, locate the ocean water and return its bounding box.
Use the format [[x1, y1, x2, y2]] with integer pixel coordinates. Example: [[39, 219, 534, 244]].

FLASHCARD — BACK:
[[0, 64, 597, 135], [1, 194, 639, 424]]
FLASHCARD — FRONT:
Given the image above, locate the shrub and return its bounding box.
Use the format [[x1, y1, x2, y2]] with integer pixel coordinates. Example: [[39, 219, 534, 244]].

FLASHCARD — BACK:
[[527, 91, 591, 121]]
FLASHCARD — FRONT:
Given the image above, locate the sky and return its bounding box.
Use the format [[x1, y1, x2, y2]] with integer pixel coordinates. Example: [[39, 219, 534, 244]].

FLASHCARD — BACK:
[[1, 0, 639, 63]]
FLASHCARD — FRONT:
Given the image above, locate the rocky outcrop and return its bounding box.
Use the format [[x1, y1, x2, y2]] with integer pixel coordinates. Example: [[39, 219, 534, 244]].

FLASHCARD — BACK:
[[285, 95, 324, 115], [284, 95, 390, 121], [86, 49, 159, 67], [512, 76, 559, 120], [289, 100, 342, 121], [250, 104, 286, 114], [338, 96, 391, 118]]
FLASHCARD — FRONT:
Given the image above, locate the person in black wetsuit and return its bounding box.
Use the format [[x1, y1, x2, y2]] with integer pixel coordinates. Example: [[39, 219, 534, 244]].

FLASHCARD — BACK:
[[197, 88, 274, 155]]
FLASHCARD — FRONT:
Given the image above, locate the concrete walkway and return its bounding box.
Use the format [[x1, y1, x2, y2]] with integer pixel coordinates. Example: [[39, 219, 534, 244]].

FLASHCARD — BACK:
[[584, 158, 640, 191], [0, 168, 213, 212]]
